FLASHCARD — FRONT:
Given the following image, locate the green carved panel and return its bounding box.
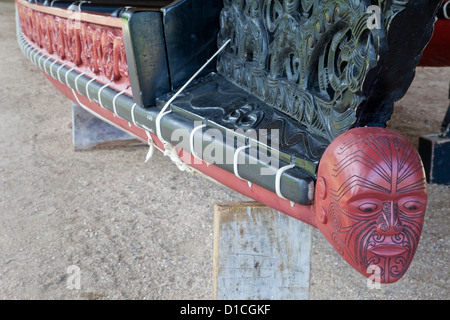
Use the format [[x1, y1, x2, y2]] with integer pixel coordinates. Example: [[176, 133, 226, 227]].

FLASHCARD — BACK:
[[217, 0, 440, 141]]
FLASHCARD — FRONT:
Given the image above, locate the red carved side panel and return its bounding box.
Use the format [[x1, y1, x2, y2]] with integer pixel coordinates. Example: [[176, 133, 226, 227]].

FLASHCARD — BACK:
[[420, 0, 450, 66], [315, 127, 427, 283], [17, 3, 129, 85]]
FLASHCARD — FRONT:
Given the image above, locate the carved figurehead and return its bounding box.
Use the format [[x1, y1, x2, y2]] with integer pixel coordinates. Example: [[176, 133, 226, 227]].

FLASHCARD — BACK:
[[314, 127, 427, 283]]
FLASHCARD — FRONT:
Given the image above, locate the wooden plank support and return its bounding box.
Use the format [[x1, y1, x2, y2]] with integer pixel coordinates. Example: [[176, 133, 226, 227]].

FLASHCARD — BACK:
[[213, 202, 312, 300], [418, 104, 450, 185], [418, 134, 450, 185], [72, 103, 143, 151]]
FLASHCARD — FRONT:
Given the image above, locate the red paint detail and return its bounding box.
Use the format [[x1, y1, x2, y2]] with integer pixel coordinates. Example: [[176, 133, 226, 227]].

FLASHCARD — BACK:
[[420, 1, 450, 67]]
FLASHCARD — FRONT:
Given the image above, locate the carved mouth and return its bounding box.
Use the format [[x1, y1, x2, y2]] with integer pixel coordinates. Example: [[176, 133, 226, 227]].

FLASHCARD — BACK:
[[370, 245, 407, 257]]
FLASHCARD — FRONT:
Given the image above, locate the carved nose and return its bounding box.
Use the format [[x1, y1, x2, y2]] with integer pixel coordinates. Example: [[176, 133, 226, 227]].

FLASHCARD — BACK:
[[376, 201, 403, 236]]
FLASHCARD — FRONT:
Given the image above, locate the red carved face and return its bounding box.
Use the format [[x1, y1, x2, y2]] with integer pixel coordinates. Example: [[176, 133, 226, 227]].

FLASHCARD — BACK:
[[315, 127, 427, 283]]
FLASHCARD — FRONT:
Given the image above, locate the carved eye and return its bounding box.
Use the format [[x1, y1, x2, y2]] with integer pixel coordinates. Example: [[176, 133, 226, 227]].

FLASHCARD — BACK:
[[403, 201, 422, 211], [358, 202, 378, 213]]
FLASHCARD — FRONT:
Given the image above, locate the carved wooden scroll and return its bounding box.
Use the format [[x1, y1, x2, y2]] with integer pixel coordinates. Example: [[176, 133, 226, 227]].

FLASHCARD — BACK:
[[217, 0, 441, 142], [16, 2, 129, 85]]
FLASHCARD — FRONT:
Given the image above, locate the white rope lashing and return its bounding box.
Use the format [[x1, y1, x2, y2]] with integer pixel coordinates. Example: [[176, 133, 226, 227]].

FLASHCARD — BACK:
[[233, 144, 252, 188], [148, 39, 230, 171], [33, 48, 42, 66], [275, 163, 296, 207], [74, 72, 86, 93], [190, 124, 206, 161], [112, 89, 127, 118], [98, 83, 111, 109], [50, 59, 59, 79], [85, 76, 98, 101], [43, 55, 52, 74], [144, 130, 154, 163], [57, 62, 68, 83], [444, 1, 450, 19], [65, 66, 76, 89], [130, 103, 138, 127]]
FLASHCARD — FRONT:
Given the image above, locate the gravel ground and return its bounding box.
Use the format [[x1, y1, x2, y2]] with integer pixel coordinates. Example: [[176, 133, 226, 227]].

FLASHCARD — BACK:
[[0, 0, 448, 300]]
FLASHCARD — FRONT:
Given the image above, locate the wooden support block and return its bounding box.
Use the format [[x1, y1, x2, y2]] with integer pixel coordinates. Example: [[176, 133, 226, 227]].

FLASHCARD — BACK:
[[213, 202, 312, 300], [72, 103, 143, 151], [418, 134, 450, 185]]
